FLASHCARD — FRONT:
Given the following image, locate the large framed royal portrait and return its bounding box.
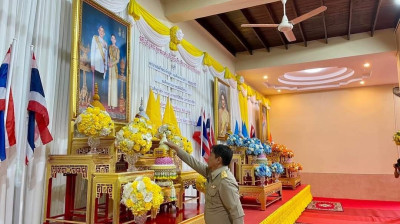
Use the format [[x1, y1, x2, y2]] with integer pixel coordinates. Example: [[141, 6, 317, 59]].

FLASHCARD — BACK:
[[260, 104, 268, 142], [70, 0, 130, 125], [214, 77, 231, 141]]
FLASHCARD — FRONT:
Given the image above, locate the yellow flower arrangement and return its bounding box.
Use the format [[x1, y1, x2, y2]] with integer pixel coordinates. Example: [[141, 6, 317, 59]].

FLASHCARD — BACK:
[[155, 124, 193, 154], [182, 137, 193, 154], [116, 118, 154, 155], [75, 107, 114, 137], [394, 131, 400, 145], [121, 176, 164, 216], [195, 175, 206, 193]]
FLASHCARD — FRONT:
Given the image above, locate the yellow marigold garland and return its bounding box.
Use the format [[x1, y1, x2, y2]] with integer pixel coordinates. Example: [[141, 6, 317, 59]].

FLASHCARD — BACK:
[[75, 107, 114, 137], [121, 176, 164, 216]]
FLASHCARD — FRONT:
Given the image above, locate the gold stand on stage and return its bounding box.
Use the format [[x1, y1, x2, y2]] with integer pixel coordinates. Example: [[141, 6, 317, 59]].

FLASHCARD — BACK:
[[229, 146, 283, 210]]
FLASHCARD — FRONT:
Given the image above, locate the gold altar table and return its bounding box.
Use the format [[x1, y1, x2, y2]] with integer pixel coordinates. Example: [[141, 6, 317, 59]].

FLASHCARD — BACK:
[[43, 154, 115, 224], [177, 171, 201, 206], [279, 176, 301, 189], [91, 171, 154, 223], [239, 182, 282, 211]]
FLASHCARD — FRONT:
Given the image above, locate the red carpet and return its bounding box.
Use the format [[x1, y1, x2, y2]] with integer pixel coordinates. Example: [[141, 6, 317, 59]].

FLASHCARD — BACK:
[[297, 197, 400, 224]]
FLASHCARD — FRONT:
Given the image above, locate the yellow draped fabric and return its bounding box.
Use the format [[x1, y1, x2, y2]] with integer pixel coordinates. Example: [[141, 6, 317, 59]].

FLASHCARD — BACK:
[[224, 67, 235, 79], [146, 89, 162, 129], [181, 39, 204, 57], [128, 0, 169, 35], [162, 97, 181, 135], [260, 185, 313, 224], [267, 107, 271, 142], [238, 84, 249, 129], [203, 53, 224, 73]]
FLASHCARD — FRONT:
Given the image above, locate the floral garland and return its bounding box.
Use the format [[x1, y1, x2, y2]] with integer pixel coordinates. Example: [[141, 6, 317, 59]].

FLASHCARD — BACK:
[[75, 107, 114, 137], [115, 118, 154, 155], [121, 176, 164, 216], [195, 175, 206, 193], [255, 163, 272, 177]]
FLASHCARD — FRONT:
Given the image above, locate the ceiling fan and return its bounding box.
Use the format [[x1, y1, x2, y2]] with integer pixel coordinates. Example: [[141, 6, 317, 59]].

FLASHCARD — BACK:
[[241, 0, 327, 42]]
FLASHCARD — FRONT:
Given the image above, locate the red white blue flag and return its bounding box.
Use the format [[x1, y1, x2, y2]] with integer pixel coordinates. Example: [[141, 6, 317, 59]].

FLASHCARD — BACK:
[[192, 109, 210, 161], [26, 53, 53, 163], [0, 48, 16, 161]]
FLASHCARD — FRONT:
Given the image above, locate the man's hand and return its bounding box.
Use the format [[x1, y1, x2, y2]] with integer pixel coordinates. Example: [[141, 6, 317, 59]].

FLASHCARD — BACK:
[[165, 141, 180, 152]]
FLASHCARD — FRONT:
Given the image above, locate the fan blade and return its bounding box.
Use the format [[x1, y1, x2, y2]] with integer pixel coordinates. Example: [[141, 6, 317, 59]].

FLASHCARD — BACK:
[[283, 30, 296, 42], [241, 24, 279, 28], [290, 6, 327, 25]]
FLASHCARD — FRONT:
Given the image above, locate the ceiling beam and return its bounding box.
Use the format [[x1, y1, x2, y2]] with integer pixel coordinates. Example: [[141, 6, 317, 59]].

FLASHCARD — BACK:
[[291, 0, 307, 47], [196, 18, 237, 56], [321, 0, 328, 44], [217, 14, 253, 55], [265, 4, 288, 49], [348, 0, 353, 40], [241, 9, 270, 52], [162, 0, 280, 23], [371, 0, 383, 37]]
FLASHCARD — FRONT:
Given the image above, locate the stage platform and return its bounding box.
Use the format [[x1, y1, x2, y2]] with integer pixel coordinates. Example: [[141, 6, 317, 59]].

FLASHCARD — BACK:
[[147, 184, 312, 224]]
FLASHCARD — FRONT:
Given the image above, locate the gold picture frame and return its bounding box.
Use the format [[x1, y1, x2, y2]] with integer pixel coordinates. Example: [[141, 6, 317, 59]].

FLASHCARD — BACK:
[[214, 77, 231, 141], [69, 0, 131, 127], [260, 104, 268, 142]]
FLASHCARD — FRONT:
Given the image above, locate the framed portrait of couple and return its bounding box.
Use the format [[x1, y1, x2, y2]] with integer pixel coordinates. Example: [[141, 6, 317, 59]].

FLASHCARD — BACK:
[[214, 77, 231, 141], [70, 0, 130, 125]]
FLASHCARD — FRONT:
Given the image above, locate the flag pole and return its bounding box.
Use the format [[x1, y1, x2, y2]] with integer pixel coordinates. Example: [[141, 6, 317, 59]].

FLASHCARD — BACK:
[[4, 39, 17, 123], [200, 107, 203, 161]]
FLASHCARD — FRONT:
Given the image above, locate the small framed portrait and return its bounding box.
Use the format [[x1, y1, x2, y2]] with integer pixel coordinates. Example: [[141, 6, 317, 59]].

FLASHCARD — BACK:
[[260, 104, 268, 142], [214, 77, 231, 140], [70, 0, 130, 125]]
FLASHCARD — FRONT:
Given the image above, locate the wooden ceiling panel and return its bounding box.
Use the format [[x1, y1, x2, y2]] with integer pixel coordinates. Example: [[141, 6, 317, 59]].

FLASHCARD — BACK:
[[225, 11, 265, 50], [195, 0, 400, 55]]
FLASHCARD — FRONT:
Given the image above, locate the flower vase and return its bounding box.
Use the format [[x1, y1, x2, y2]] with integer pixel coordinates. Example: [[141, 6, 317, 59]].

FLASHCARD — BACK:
[[134, 213, 147, 224], [126, 154, 139, 172], [260, 176, 266, 186], [274, 173, 280, 183], [87, 136, 100, 154]]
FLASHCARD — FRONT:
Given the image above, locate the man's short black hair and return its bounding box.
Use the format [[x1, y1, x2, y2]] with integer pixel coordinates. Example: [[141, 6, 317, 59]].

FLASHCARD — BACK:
[[212, 144, 233, 166]]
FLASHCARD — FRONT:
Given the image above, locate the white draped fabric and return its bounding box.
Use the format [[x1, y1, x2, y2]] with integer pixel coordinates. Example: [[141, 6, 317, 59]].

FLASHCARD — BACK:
[[177, 44, 204, 68], [95, 0, 130, 13], [0, 0, 72, 223], [135, 18, 170, 47]]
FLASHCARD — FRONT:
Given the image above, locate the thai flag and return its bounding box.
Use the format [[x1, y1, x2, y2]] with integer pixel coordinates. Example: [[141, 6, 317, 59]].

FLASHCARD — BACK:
[[205, 118, 215, 148], [192, 115, 202, 146], [26, 53, 53, 163], [201, 120, 210, 162], [0, 48, 16, 161], [250, 124, 256, 138], [192, 109, 210, 161]]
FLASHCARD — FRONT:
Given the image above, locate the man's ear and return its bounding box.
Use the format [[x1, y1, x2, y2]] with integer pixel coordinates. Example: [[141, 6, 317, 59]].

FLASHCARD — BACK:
[[217, 156, 222, 164]]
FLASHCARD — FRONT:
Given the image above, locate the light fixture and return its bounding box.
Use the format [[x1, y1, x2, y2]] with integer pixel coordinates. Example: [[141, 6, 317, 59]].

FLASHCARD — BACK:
[[277, 89, 281, 92], [360, 80, 365, 85], [263, 75, 268, 79], [303, 68, 325, 73], [363, 63, 370, 68], [396, 0, 400, 5]]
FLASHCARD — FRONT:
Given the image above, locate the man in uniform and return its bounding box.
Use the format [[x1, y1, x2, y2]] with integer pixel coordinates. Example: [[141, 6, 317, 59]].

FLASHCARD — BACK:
[[165, 142, 244, 224], [90, 25, 108, 103]]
